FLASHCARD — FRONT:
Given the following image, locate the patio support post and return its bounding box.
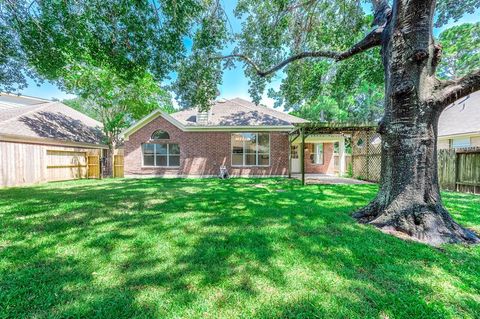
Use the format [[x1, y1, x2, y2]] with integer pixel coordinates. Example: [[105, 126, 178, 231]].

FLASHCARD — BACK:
[[288, 134, 292, 178], [339, 137, 346, 176], [300, 128, 305, 185]]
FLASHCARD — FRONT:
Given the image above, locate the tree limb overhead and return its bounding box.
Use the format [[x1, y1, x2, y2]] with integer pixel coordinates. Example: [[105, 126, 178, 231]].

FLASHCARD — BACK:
[[220, 26, 383, 77], [219, 0, 389, 78], [435, 69, 480, 108]]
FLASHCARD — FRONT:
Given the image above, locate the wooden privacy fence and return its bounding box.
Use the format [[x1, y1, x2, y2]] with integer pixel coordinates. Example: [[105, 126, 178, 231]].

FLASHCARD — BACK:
[[46, 150, 87, 182], [87, 155, 100, 179], [438, 148, 480, 194], [113, 155, 124, 178]]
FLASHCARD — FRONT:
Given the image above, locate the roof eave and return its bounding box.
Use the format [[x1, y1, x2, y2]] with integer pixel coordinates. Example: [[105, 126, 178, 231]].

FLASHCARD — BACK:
[[0, 133, 108, 149], [122, 109, 297, 140], [438, 131, 480, 139]]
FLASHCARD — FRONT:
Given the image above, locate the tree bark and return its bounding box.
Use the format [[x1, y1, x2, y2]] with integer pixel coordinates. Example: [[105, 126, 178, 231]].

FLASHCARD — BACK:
[[353, 0, 479, 245]]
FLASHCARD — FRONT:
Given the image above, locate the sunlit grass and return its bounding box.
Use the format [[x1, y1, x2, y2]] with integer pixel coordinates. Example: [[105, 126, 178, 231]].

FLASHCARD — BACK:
[[0, 178, 479, 318]]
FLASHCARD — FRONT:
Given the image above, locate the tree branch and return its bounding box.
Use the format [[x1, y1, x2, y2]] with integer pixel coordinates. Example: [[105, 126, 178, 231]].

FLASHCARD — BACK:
[[435, 69, 480, 108], [218, 0, 389, 78], [371, 0, 391, 27], [220, 26, 383, 77], [221, 51, 338, 77]]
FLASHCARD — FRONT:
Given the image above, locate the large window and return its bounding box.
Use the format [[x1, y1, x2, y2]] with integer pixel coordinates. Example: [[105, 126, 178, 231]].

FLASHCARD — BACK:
[[311, 143, 324, 164], [231, 133, 270, 166], [142, 143, 180, 167]]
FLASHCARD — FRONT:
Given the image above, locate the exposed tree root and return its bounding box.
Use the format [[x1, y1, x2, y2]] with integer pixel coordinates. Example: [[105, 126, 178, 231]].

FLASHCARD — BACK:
[[354, 201, 480, 246]]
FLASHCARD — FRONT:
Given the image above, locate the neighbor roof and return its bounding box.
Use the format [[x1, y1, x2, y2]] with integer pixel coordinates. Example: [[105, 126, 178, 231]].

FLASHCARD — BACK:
[[171, 98, 307, 126], [439, 91, 480, 137], [0, 93, 50, 111], [0, 94, 105, 146]]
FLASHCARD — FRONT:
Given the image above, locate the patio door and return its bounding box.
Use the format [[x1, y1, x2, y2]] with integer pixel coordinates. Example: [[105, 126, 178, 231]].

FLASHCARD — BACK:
[[291, 145, 301, 173]]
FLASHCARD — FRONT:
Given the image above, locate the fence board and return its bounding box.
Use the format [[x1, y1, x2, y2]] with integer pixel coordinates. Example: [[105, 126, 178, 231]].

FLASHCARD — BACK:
[[113, 155, 124, 178], [46, 150, 87, 181], [456, 151, 480, 194], [87, 155, 100, 179], [438, 149, 456, 191]]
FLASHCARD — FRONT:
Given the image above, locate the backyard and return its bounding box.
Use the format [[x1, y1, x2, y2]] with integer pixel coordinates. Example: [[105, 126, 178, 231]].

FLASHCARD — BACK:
[[0, 178, 479, 319]]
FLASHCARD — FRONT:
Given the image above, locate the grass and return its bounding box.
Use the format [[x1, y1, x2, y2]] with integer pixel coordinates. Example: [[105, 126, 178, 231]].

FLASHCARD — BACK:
[[0, 178, 479, 319]]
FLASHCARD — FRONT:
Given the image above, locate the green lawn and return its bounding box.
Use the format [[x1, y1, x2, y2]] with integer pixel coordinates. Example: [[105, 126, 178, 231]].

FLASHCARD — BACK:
[[0, 178, 479, 319]]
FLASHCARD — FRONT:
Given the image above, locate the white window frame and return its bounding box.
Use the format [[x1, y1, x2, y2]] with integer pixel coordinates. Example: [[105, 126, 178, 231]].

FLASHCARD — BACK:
[[231, 133, 270, 167], [142, 143, 180, 167], [312, 143, 324, 165]]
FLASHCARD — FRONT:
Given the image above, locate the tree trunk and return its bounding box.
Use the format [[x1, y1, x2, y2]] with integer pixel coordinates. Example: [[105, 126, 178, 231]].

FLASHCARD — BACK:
[[353, 0, 479, 245]]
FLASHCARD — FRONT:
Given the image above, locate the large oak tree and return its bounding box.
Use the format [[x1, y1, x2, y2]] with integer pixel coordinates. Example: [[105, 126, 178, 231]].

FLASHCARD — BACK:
[[226, 0, 480, 245]]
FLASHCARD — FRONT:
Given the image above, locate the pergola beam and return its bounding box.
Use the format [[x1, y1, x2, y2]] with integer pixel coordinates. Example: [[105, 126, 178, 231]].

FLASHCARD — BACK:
[[290, 122, 377, 186]]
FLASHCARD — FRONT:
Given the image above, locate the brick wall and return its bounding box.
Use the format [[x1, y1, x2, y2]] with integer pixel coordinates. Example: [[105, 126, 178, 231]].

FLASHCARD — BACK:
[[124, 115, 290, 177], [304, 142, 335, 174]]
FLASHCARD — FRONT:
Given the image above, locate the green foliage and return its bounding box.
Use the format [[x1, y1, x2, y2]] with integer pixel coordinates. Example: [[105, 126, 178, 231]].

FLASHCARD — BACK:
[[62, 97, 100, 121], [1, 178, 479, 318], [435, 0, 480, 27], [437, 23, 480, 80], [61, 65, 173, 148], [2, 0, 203, 85], [2, 0, 480, 115]]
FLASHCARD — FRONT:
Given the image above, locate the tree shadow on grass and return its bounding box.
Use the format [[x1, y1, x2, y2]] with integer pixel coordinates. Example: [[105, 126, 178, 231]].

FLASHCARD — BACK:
[[0, 178, 479, 318]]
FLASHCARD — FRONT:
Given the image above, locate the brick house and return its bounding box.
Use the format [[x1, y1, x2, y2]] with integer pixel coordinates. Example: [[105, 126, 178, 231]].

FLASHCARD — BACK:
[[122, 98, 347, 178]]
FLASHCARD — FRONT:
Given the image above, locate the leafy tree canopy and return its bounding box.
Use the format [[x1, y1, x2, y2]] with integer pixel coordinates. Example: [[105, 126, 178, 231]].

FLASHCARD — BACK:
[[62, 64, 173, 148], [1, 0, 479, 112], [437, 22, 480, 80]]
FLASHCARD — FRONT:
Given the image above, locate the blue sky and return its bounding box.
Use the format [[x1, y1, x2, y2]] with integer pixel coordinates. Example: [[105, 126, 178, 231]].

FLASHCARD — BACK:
[[18, 3, 480, 108]]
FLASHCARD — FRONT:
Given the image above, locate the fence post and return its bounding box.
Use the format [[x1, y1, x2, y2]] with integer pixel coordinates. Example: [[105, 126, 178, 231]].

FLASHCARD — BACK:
[[454, 150, 459, 192]]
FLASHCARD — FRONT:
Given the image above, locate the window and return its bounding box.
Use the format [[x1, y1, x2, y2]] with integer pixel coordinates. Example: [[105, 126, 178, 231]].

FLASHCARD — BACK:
[[311, 143, 324, 164], [142, 143, 180, 167], [451, 137, 471, 149], [151, 130, 170, 140], [291, 145, 299, 159], [231, 133, 270, 166]]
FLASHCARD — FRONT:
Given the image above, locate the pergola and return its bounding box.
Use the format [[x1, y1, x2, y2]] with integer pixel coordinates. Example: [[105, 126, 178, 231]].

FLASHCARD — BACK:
[[289, 122, 378, 185]]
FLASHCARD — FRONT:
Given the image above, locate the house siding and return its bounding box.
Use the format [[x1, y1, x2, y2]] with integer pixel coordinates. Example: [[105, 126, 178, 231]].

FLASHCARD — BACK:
[[304, 143, 335, 174], [438, 135, 480, 150], [124, 115, 290, 177]]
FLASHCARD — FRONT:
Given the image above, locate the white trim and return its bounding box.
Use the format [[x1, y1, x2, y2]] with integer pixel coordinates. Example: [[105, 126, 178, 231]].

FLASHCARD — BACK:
[[312, 143, 324, 165], [121, 109, 296, 140], [291, 134, 344, 144], [0, 133, 108, 149], [438, 132, 480, 140]]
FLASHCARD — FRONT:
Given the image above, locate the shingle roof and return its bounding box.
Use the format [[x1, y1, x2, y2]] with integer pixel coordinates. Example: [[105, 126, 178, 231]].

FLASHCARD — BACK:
[[439, 91, 480, 137], [171, 98, 307, 126], [0, 96, 105, 145]]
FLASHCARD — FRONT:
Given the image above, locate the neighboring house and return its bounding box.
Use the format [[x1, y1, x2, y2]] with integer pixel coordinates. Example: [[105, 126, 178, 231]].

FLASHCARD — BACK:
[[122, 98, 348, 178], [0, 93, 107, 187], [438, 91, 480, 149]]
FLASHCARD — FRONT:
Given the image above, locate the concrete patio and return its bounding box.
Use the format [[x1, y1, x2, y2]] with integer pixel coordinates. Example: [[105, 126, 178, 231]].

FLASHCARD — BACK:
[[291, 174, 373, 185]]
